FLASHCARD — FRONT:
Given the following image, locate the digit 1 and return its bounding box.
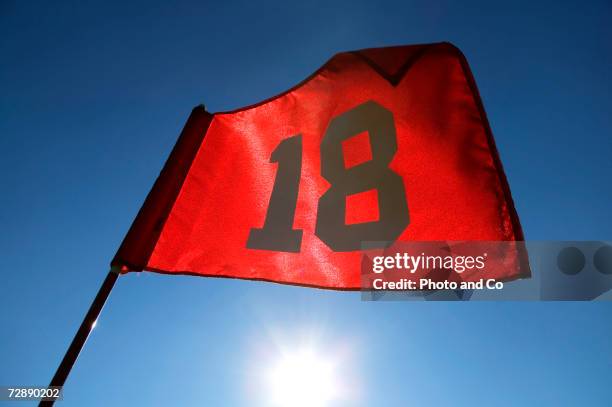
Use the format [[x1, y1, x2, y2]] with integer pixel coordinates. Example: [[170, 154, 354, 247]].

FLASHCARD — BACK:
[[247, 134, 303, 252]]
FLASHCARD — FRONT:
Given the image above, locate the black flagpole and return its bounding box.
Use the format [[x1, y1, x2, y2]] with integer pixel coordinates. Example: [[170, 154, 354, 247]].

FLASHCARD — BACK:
[[39, 267, 120, 407], [38, 105, 212, 406]]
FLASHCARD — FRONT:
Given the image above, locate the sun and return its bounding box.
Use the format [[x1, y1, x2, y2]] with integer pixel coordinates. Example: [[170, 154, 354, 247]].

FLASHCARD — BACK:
[[267, 349, 338, 407]]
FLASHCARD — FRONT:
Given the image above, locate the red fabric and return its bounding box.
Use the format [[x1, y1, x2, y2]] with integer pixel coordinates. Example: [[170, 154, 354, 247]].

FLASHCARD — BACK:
[[113, 42, 526, 289]]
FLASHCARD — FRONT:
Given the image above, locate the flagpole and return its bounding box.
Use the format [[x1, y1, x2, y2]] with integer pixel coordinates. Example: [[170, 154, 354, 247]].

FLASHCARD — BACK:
[[39, 267, 120, 407]]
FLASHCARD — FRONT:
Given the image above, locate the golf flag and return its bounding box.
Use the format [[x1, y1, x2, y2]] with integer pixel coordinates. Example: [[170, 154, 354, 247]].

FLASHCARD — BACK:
[[112, 42, 526, 289]]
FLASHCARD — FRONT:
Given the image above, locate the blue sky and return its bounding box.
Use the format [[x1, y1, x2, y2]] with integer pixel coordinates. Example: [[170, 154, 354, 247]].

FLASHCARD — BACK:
[[1, 0, 611, 405]]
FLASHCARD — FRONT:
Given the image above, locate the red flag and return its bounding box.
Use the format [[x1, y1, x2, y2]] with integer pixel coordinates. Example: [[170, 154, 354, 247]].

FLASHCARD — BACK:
[[112, 42, 527, 289]]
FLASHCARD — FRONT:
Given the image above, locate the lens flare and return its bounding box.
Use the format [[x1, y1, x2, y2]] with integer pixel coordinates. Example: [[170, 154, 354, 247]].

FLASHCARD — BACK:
[[267, 349, 338, 407]]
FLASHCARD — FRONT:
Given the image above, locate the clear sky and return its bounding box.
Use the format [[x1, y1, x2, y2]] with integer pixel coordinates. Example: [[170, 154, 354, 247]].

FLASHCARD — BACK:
[[1, 0, 611, 406]]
